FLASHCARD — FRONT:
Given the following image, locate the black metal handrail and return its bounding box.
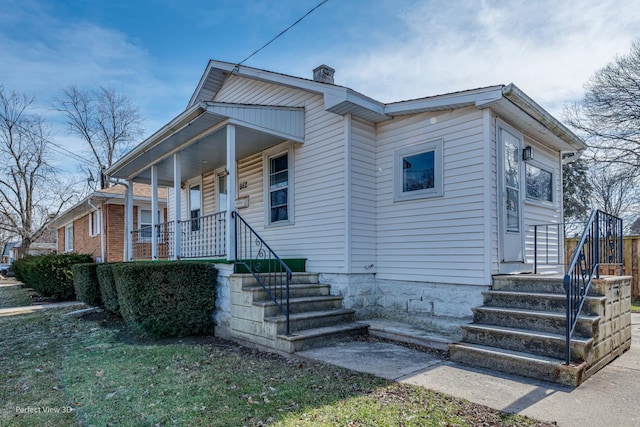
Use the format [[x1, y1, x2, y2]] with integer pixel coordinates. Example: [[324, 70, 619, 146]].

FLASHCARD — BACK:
[[232, 211, 292, 335], [563, 210, 623, 365]]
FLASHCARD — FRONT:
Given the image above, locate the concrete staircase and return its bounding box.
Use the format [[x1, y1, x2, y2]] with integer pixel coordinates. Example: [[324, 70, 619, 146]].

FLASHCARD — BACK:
[[229, 273, 368, 353], [449, 275, 606, 386]]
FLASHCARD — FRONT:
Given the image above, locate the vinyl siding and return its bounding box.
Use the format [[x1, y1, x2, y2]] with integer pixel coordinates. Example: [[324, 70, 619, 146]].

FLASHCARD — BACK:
[[350, 117, 377, 272], [216, 76, 348, 272], [375, 108, 488, 285], [522, 136, 564, 273]]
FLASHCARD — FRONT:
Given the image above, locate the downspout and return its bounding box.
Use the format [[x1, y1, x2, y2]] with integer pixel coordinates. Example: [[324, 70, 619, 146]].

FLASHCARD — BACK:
[[87, 197, 105, 263]]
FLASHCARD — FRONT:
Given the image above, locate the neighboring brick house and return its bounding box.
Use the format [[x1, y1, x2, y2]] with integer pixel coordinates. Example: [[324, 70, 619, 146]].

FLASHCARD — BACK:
[[49, 183, 167, 262]]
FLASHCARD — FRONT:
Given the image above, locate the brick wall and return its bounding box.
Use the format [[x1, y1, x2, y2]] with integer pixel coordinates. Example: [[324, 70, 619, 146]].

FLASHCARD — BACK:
[[71, 214, 101, 260], [104, 204, 125, 262]]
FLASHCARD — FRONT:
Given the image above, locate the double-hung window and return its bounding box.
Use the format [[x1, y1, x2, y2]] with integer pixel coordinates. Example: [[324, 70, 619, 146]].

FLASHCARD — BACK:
[[189, 184, 201, 231], [264, 146, 293, 226], [269, 153, 289, 223], [64, 224, 74, 252], [89, 210, 100, 237], [139, 209, 163, 241]]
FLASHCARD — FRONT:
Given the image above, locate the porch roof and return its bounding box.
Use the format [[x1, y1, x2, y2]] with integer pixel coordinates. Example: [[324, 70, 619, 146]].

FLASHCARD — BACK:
[[107, 102, 305, 186]]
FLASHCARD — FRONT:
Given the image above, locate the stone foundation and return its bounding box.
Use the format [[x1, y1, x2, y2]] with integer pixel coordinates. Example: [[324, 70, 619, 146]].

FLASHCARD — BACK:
[[587, 276, 632, 376]]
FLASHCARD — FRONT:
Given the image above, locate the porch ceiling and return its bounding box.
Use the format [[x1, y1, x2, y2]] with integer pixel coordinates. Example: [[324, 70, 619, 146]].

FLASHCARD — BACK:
[[107, 102, 305, 186]]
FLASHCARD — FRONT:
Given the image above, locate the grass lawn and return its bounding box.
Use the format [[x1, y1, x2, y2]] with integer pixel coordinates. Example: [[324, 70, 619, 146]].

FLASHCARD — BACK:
[[0, 285, 554, 426], [0, 279, 40, 308], [632, 297, 640, 313]]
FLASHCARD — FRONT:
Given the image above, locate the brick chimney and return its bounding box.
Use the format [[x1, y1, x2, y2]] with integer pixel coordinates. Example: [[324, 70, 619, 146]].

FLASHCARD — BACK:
[[313, 65, 335, 84]]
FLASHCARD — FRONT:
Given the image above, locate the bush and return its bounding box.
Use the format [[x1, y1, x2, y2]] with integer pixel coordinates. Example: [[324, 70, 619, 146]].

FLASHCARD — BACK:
[[10, 255, 36, 284], [14, 253, 93, 300], [72, 263, 101, 306], [113, 262, 217, 337], [97, 263, 120, 315]]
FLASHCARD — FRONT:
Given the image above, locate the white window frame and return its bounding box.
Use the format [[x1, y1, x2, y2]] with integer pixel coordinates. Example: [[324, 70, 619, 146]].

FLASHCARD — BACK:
[[188, 179, 202, 232], [263, 144, 294, 227], [393, 138, 444, 202], [138, 208, 164, 242], [89, 210, 101, 237], [64, 224, 74, 252], [525, 160, 556, 207]]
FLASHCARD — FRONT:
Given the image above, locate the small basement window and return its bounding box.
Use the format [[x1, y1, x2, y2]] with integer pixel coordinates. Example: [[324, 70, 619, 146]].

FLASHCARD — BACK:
[[394, 139, 443, 202], [525, 163, 553, 202]]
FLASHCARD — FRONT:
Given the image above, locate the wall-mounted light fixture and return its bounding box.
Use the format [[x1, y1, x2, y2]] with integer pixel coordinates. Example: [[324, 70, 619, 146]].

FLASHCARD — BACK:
[[522, 145, 534, 161]]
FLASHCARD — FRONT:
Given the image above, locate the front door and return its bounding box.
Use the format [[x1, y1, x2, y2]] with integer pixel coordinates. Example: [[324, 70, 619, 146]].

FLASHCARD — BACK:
[[498, 125, 525, 267]]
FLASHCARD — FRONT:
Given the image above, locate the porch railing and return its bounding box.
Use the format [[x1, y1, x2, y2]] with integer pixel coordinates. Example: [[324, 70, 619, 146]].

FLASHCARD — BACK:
[[179, 211, 226, 259], [131, 222, 173, 260], [563, 210, 623, 365], [130, 211, 226, 260], [232, 211, 292, 335]]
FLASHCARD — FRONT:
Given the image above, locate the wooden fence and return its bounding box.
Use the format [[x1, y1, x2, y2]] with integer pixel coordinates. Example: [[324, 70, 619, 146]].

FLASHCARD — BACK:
[[565, 235, 640, 298]]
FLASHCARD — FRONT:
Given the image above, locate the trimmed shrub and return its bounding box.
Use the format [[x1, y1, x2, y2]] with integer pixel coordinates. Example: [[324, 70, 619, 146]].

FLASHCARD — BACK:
[[10, 255, 36, 284], [113, 262, 217, 337], [18, 253, 93, 300], [72, 263, 101, 306], [97, 263, 120, 315]]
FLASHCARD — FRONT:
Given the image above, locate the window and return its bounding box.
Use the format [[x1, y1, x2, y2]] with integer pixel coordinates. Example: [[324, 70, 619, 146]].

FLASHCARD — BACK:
[[394, 139, 443, 202], [269, 153, 289, 223], [89, 210, 100, 237], [263, 146, 293, 226], [64, 224, 74, 252], [526, 163, 553, 202], [189, 184, 201, 231], [138, 209, 163, 241]]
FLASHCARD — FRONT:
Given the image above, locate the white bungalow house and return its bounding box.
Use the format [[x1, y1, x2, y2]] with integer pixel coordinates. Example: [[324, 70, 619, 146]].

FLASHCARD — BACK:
[[105, 60, 634, 385]]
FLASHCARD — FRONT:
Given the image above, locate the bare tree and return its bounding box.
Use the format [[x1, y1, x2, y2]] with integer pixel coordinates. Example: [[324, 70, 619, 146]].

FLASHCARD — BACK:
[[56, 85, 144, 180], [588, 163, 640, 228], [564, 39, 640, 171], [0, 86, 76, 254]]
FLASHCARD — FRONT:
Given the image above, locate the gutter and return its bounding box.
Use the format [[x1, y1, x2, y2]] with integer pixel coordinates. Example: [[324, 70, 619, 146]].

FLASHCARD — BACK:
[[501, 84, 586, 152]]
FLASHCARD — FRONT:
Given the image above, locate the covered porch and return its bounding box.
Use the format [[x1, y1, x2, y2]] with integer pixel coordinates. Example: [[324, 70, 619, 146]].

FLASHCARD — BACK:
[[106, 101, 305, 261]]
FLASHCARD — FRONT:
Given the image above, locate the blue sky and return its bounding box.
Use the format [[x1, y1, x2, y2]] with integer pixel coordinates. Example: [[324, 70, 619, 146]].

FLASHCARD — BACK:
[[1, 0, 639, 172]]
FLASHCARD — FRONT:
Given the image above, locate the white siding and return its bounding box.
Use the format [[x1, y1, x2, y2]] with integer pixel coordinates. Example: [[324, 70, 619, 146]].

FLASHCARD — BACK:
[[216, 76, 348, 272], [522, 135, 564, 273], [350, 117, 377, 272], [375, 108, 488, 285]]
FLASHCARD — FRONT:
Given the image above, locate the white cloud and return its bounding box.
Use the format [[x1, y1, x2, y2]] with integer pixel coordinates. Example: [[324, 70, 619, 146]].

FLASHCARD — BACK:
[[333, 0, 640, 116]]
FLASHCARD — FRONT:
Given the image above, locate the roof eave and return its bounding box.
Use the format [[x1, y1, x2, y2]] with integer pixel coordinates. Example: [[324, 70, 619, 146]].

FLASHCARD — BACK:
[[498, 84, 586, 152]]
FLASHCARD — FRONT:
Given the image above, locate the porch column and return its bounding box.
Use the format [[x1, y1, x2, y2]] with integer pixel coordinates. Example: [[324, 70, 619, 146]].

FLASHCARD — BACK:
[[125, 180, 134, 261], [151, 165, 158, 260], [226, 124, 237, 261], [173, 152, 182, 259]]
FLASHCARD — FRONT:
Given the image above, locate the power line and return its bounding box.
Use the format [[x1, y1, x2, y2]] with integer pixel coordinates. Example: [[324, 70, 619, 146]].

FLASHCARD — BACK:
[[236, 0, 329, 67]]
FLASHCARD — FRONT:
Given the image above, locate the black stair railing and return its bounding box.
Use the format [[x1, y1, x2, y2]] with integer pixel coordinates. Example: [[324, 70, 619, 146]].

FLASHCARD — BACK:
[[563, 210, 623, 365], [232, 211, 292, 335]]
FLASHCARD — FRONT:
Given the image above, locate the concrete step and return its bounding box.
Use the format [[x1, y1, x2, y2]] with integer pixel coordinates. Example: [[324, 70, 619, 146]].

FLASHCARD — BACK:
[[253, 295, 344, 316], [242, 283, 330, 302], [482, 290, 605, 315], [461, 323, 593, 361], [492, 275, 603, 296], [448, 342, 586, 386], [277, 322, 369, 352], [472, 306, 599, 338], [234, 272, 320, 288], [264, 308, 357, 335]]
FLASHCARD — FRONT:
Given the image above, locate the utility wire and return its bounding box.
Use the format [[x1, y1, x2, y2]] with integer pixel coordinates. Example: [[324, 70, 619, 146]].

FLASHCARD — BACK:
[[236, 0, 329, 67]]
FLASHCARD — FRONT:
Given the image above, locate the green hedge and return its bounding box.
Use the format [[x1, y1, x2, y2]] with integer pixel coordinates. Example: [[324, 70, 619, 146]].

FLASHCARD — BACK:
[[11, 253, 93, 300], [97, 263, 120, 315], [113, 262, 217, 337], [72, 263, 102, 307]]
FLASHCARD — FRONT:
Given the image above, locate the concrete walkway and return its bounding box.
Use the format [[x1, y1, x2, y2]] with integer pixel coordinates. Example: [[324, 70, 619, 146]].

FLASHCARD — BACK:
[[298, 313, 640, 427]]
